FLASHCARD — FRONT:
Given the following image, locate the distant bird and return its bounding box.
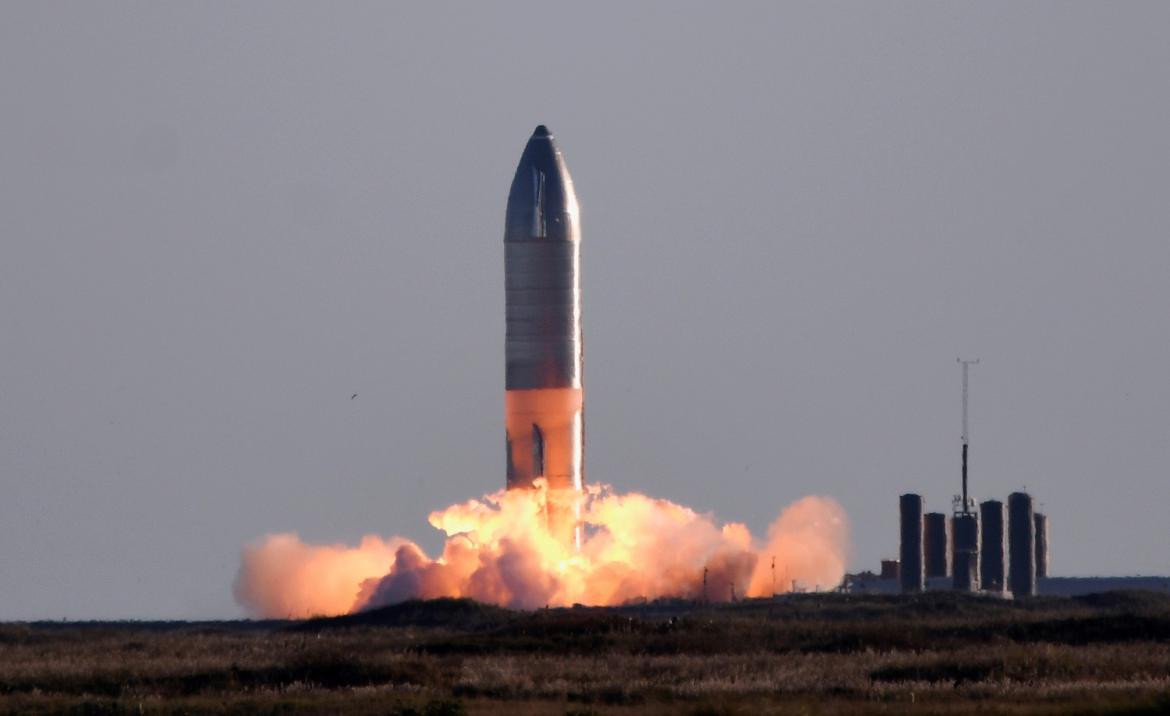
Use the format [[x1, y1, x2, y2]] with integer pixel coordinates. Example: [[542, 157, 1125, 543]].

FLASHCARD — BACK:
[[351, 393, 358, 400]]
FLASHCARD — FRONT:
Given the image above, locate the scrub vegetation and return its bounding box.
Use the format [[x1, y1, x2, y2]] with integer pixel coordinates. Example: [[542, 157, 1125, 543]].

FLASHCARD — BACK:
[[2, 592, 1169, 714]]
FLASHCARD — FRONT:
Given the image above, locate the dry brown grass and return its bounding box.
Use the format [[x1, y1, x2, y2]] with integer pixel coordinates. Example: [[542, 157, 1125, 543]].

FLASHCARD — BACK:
[[2, 593, 1170, 714]]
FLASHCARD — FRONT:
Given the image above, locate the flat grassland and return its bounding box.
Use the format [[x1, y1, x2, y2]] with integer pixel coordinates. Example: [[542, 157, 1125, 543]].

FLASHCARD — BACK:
[[3, 591, 1170, 715]]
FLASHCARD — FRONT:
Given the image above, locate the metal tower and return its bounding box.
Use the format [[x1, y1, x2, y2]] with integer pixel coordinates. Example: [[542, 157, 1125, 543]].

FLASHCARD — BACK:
[[955, 358, 980, 515]]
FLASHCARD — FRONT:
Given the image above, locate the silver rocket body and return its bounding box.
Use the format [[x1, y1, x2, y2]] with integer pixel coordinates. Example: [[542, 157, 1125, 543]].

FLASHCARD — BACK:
[[503, 126, 584, 530]]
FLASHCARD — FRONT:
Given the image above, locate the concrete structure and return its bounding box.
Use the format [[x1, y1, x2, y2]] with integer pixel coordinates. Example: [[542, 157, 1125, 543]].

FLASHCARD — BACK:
[[980, 500, 1006, 593], [899, 494, 924, 593], [1008, 492, 1036, 597]]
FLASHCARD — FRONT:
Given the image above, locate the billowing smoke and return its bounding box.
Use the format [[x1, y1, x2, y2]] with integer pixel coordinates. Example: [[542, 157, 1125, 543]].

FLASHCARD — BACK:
[[235, 483, 849, 618], [233, 533, 408, 619]]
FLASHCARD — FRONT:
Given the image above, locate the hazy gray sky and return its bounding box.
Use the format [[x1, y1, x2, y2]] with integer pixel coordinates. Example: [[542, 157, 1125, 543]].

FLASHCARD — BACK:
[[2, 2, 1168, 619]]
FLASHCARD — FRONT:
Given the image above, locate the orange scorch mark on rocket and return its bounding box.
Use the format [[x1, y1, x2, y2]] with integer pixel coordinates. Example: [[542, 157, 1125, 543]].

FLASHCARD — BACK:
[[505, 387, 584, 544]]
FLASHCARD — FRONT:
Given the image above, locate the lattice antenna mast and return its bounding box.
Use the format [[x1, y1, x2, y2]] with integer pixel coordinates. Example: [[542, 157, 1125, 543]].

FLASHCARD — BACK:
[[955, 358, 980, 515]]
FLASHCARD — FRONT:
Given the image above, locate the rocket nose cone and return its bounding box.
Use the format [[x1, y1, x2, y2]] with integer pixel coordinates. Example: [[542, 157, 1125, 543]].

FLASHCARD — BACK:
[[504, 126, 579, 242]]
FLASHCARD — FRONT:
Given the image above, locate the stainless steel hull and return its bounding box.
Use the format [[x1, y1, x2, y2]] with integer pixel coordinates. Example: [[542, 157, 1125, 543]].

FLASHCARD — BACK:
[[503, 126, 584, 537]]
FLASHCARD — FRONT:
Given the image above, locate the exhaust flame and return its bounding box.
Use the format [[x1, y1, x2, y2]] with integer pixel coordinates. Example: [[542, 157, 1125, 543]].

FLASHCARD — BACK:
[[234, 484, 849, 618]]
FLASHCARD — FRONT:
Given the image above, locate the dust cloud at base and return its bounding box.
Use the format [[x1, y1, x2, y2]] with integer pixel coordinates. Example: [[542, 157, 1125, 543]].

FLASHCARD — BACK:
[[233, 483, 849, 618]]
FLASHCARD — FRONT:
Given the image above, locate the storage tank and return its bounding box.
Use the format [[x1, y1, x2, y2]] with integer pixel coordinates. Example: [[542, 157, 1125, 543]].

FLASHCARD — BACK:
[[1034, 513, 1049, 579], [924, 512, 950, 578], [952, 512, 980, 592], [980, 500, 1006, 593], [1008, 492, 1036, 597], [899, 494, 924, 593]]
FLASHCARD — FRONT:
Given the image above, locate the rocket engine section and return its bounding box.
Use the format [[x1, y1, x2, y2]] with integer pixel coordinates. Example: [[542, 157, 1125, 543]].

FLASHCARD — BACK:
[[503, 125, 584, 543]]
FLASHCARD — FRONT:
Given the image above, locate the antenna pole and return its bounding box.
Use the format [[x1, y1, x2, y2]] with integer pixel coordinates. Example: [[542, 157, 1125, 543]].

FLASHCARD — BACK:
[[957, 358, 980, 514]]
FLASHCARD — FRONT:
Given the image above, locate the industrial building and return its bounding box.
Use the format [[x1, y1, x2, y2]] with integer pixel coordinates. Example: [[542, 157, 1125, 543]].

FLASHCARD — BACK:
[[874, 362, 1058, 599], [889, 490, 1048, 598]]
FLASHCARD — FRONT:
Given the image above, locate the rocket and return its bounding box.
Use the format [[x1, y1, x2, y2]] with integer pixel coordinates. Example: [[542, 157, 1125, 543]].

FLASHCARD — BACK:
[[503, 125, 584, 542]]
